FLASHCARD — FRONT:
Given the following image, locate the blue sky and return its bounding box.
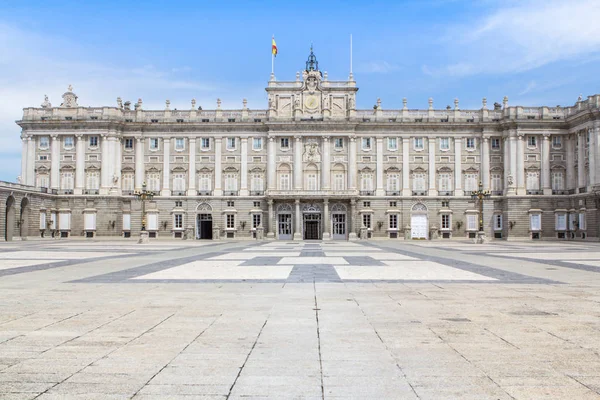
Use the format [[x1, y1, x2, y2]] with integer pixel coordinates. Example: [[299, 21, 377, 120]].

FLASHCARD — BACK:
[[1, 0, 600, 181]]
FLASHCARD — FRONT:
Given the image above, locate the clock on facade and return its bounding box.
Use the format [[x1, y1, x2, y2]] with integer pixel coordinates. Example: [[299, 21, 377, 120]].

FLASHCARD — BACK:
[[304, 95, 319, 110]]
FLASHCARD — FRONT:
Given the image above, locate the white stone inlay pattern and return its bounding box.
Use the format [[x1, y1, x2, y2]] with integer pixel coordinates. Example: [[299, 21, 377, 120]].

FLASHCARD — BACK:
[[335, 261, 496, 281], [134, 261, 292, 280]]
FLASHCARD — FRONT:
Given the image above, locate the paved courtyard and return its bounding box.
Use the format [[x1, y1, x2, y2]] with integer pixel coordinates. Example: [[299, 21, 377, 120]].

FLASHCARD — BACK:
[[1, 239, 600, 399]]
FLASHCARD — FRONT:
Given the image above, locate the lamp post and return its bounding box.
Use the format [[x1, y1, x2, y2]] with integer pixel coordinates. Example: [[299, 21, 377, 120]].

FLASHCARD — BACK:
[[134, 182, 155, 243], [471, 181, 491, 242]]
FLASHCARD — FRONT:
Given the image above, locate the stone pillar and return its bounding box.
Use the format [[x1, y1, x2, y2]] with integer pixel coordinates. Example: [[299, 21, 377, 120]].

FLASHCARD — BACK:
[[503, 136, 510, 194], [135, 138, 144, 191], [509, 135, 517, 195], [577, 131, 586, 190], [402, 137, 410, 196], [214, 137, 223, 196], [267, 199, 274, 239], [516, 134, 525, 195], [161, 138, 171, 196], [428, 137, 437, 196], [187, 138, 196, 195], [50, 135, 60, 190], [349, 136, 357, 190], [294, 136, 303, 190], [26, 137, 35, 186], [590, 125, 599, 187], [348, 199, 357, 240], [112, 137, 122, 195], [75, 134, 85, 194], [322, 136, 331, 190], [294, 199, 302, 240], [240, 137, 248, 196], [375, 137, 384, 196], [100, 134, 109, 194], [481, 137, 490, 191], [542, 134, 551, 195], [566, 134, 575, 191], [267, 137, 276, 191], [20, 136, 28, 185], [454, 138, 463, 196], [322, 198, 330, 240]]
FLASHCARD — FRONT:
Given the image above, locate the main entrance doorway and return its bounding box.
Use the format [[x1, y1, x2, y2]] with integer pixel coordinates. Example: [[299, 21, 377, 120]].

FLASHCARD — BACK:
[[197, 214, 213, 240], [278, 213, 292, 240], [303, 213, 321, 240], [410, 203, 428, 239]]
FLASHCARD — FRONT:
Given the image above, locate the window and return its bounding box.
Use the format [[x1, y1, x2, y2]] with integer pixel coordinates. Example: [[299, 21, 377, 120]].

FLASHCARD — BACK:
[[37, 174, 49, 189], [253, 138, 262, 150], [225, 174, 238, 191], [122, 173, 134, 191], [491, 173, 502, 192], [175, 200, 183, 207], [362, 137, 372, 150], [174, 214, 183, 229], [124, 138, 134, 149], [89, 136, 98, 147], [389, 201, 397, 207], [551, 171, 564, 191], [39, 155, 48, 161], [414, 137, 424, 150], [173, 173, 186, 192], [86, 171, 99, 190], [279, 173, 290, 190], [412, 173, 426, 191], [568, 213, 577, 231], [360, 173, 373, 191], [552, 136, 562, 148], [388, 137, 397, 150], [227, 137, 236, 150], [175, 138, 185, 150], [63, 136, 74, 149], [555, 213, 567, 231], [362, 214, 372, 229], [280, 138, 289, 149], [387, 174, 399, 191], [149, 138, 159, 150], [227, 201, 235, 207], [389, 214, 398, 230], [363, 201, 371, 208], [253, 201, 261, 208], [39, 136, 49, 149], [60, 172, 74, 190], [439, 173, 452, 191], [334, 138, 344, 149], [530, 214, 541, 231], [333, 173, 345, 191], [528, 136, 537, 147], [491, 138, 500, 149], [226, 214, 235, 229], [579, 213, 586, 231], [467, 214, 478, 231], [441, 214, 451, 230], [199, 173, 212, 191], [146, 172, 160, 191], [466, 138, 475, 149], [464, 173, 478, 192], [526, 171, 540, 190], [494, 214, 502, 230], [201, 138, 210, 149], [441, 200, 450, 208], [251, 174, 263, 192], [439, 137, 449, 151], [253, 214, 261, 228], [306, 173, 318, 191]]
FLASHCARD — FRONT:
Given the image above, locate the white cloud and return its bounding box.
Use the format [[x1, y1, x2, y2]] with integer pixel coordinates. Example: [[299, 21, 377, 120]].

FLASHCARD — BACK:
[[423, 0, 600, 76], [518, 81, 537, 96], [358, 61, 400, 74]]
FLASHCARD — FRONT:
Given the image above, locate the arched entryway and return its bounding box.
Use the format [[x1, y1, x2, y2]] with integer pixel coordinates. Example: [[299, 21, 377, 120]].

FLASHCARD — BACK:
[[20, 197, 30, 239], [195, 202, 213, 239], [410, 202, 428, 239], [276, 203, 293, 240], [331, 203, 347, 240], [302, 203, 322, 240], [5, 196, 15, 241]]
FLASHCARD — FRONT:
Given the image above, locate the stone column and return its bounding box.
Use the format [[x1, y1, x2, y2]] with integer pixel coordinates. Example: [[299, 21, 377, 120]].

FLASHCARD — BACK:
[[100, 134, 109, 194], [428, 137, 437, 196], [322, 136, 331, 190], [349, 136, 357, 191], [161, 138, 171, 196], [566, 134, 575, 191], [135, 138, 144, 190], [542, 134, 551, 195], [590, 125, 599, 187], [267, 199, 274, 239], [240, 137, 249, 196], [50, 135, 60, 190], [113, 138, 122, 195], [503, 136, 510, 194], [294, 199, 302, 240], [214, 137, 223, 196], [402, 137, 410, 196], [20, 136, 28, 185], [516, 134, 525, 195], [348, 198, 357, 240], [577, 131, 586, 191], [509, 135, 518, 195], [375, 137, 384, 196], [75, 134, 85, 194], [322, 198, 330, 240], [187, 138, 196, 195], [267, 137, 276, 191], [454, 138, 463, 196], [294, 136, 303, 190], [26, 137, 35, 186], [481, 137, 490, 191]]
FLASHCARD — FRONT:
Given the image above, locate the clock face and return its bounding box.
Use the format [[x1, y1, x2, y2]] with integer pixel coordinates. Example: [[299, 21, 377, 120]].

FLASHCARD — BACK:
[[304, 95, 319, 110]]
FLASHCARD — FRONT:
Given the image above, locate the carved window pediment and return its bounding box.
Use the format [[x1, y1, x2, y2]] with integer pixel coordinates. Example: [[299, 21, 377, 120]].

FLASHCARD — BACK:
[[198, 167, 213, 173], [196, 202, 212, 212], [277, 203, 293, 213], [147, 167, 160, 173], [411, 167, 426, 174], [249, 166, 264, 173], [463, 167, 479, 174], [385, 166, 400, 173], [437, 166, 452, 173], [223, 166, 238, 173]]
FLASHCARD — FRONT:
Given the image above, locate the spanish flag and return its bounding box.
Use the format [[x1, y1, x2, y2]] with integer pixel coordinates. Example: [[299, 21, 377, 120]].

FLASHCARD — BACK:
[[272, 37, 278, 57]]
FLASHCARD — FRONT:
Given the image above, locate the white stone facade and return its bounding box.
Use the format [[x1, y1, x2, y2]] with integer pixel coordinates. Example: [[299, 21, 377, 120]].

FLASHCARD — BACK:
[[14, 51, 600, 241]]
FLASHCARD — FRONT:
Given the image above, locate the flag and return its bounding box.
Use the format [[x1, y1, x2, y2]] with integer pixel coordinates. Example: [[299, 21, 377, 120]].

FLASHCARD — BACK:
[[272, 37, 278, 57]]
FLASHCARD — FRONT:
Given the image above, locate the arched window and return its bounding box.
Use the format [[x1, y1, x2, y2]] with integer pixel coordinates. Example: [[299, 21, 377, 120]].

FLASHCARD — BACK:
[[331, 164, 345, 191], [305, 164, 319, 191], [277, 164, 291, 190]]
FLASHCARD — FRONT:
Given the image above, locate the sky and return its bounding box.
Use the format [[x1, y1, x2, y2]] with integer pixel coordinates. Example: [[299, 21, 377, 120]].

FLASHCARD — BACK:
[[1, 0, 600, 182]]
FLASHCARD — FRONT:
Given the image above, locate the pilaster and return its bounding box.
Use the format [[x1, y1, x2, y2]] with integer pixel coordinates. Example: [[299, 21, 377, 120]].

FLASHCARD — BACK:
[[294, 136, 303, 190], [481, 136, 490, 191], [577, 131, 586, 191], [267, 199, 275, 239], [20, 136, 28, 185], [322, 198, 331, 240], [428, 137, 437, 196], [214, 137, 223, 196], [50, 134, 60, 190], [375, 137, 384, 196], [293, 199, 302, 240], [267, 137, 276, 191], [26, 137, 35, 186], [454, 137, 463, 196], [240, 137, 249, 196], [322, 136, 331, 190], [187, 137, 197, 196], [516, 133, 525, 195], [348, 136, 357, 191], [134, 137, 144, 191], [402, 137, 410, 196], [542, 134, 551, 195], [160, 138, 171, 197], [74, 134, 85, 195]]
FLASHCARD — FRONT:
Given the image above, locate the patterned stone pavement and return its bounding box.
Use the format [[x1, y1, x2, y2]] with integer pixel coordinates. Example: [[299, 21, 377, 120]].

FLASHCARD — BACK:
[[0, 239, 600, 399]]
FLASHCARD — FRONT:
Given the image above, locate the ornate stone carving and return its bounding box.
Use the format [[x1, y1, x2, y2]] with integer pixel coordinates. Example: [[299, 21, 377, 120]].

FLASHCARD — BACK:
[[303, 141, 320, 163], [61, 85, 78, 108], [41, 95, 52, 108]]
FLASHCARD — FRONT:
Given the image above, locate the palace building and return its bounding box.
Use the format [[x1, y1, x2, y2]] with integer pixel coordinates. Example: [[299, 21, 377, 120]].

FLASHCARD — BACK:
[[3, 49, 600, 241]]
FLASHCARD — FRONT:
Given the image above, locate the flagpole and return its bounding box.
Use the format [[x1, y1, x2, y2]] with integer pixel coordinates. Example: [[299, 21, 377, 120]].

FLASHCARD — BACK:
[[271, 34, 275, 78]]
